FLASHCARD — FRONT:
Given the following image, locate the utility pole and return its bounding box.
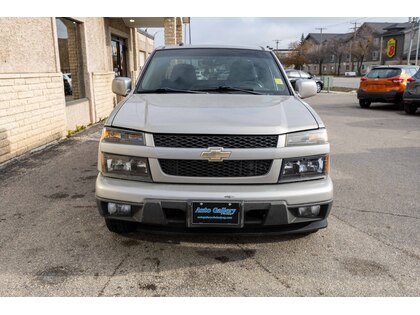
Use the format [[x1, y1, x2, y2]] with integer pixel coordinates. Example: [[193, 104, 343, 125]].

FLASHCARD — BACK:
[[379, 35, 383, 64], [273, 40, 282, 50], [407, 17, 419, 65], [407, 18, 416, 65], [189, 19, 192, 44], [315, 27, 326, 75], [416, 18, 420, 66], [315, 27, 327, 44], [349, 21, 359, 72]]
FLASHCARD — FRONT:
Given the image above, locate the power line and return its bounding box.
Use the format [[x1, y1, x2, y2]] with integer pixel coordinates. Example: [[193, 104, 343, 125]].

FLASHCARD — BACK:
[[323, 17, 368, 29], [273, 39, 282, 50]]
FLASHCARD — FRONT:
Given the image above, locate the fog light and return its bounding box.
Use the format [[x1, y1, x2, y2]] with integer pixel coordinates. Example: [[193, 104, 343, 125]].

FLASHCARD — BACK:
[[297, 205, 321, 217], [310, 205, 321, 216], [298, 206, 310, 216], [107, 203, 131, 216]]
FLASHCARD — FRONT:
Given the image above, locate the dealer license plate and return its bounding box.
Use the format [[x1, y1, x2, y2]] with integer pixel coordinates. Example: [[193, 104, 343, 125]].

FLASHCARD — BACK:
[[191, 202, 241, 226]]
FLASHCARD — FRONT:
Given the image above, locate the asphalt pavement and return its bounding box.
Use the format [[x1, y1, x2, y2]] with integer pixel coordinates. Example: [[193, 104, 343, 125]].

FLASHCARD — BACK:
[[0, 93, 419, 296]]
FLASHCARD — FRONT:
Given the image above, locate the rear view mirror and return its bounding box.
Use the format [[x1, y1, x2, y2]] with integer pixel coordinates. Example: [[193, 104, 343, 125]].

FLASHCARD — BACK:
[[295, 79, 317, 99], [112, 77, 132, 96]]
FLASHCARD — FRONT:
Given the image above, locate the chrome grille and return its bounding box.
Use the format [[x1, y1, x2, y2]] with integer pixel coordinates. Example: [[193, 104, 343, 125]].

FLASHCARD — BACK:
[[158, 159, 273, 177], [153, 134, 278, 148]]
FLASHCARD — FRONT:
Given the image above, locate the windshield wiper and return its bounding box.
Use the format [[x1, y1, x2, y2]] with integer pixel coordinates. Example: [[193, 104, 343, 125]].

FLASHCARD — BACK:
[[139, 87, 205, 94], [193, 86, 264, 95]]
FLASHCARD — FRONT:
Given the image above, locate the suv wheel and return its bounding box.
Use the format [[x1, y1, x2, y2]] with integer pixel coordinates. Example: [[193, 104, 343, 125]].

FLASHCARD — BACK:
[[316, 82, 322, 93], [404, 102, 418, 115], [396, 100, 405, 110], [105, 219, 137, 234], [359, 99, 371, 108]]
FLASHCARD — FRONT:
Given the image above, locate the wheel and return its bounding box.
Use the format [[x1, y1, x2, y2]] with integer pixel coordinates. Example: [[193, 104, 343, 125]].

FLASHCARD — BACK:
[[105, 219, 137, 234], [396, 100, 405, 110], [404, 102, 418, 115], [359, 99, 371, 108], [316, 82, 322, 93]]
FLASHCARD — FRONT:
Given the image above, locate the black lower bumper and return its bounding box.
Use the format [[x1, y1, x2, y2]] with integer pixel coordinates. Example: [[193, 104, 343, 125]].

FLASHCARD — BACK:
[[96, 198, 333, 235], [403, 96, 420, 105], [357, 89, 402, 103]]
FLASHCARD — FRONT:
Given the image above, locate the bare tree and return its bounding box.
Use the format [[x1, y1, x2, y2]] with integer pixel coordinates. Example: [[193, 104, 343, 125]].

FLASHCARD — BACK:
[[351, 26, 377, 75], [304, 41, 329, 75], [325, 38, 350, 76]]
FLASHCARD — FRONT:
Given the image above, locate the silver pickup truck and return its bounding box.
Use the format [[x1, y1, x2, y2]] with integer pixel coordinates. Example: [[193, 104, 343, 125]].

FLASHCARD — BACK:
[[95, 45, 333, 235]]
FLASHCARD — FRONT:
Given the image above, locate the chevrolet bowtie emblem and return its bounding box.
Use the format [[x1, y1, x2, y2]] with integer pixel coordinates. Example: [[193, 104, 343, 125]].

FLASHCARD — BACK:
[[201, 147, 232, 162]]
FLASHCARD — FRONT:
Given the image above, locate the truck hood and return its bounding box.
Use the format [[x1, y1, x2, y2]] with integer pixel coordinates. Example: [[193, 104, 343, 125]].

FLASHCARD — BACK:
[[110, 94, 319, 135]]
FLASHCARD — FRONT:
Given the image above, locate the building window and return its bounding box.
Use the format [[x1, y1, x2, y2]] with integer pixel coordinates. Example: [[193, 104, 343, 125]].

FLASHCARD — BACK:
[[346, 65, 350, 70], [331, 66, 334, 71], [323, 66, 327, 72], [56, 18, 86, 103], [346, 54, 350, 61], [330, 55, 335, 62], [139, 51, 146, 69], [313, 66, 317, 71], [374, 38, 380, 45], [372, 51, 378, 60], [112, 36, 128, 77]]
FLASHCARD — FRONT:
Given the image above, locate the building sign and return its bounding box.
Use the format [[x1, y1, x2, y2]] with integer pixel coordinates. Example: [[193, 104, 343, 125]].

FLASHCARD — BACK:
[[386, 38, 396, 58]]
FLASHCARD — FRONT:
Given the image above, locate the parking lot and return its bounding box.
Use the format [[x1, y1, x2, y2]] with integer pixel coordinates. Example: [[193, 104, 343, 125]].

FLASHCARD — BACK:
[[0, 92, 419, 296]]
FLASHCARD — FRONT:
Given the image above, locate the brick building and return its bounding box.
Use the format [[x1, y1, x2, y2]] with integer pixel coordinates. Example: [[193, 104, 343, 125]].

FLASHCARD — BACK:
[[302, 21, 420, 76], [0, 17, 188, 165]]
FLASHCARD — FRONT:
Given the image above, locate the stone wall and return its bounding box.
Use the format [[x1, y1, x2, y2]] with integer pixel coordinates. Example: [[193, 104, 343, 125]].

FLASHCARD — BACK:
[[65, 99, 91, 131], [0, 17, 156, 166], [0, 18, 57, 73], [0, 73, 66, 164], [92, 72, 116, 120]]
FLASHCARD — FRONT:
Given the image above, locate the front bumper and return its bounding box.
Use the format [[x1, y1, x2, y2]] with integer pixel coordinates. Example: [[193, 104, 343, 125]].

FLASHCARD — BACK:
[[357, 89, 402, 102], [95, 174, 333, 234]]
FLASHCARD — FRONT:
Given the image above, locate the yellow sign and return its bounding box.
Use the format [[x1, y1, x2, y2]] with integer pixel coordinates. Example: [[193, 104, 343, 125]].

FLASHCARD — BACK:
[[386, 38, 396, 58], [274, 78, 283, 85]]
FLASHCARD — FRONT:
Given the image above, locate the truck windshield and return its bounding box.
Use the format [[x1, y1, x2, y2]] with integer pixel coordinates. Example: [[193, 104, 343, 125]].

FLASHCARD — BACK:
[[137, 48, 290, 95]]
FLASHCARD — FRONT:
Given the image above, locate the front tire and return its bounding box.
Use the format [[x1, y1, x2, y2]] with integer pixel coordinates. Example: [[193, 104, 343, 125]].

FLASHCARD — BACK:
[[105, 219, 137, 234], [316, 82, 322, 93], [396, 100, 405, 110], [359, 99, 371, 108], [404, 102, 418, 115]]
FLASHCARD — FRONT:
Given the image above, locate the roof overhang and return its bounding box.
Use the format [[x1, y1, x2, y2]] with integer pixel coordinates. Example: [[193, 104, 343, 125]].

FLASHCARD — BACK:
[[119, 17, 189, 28]]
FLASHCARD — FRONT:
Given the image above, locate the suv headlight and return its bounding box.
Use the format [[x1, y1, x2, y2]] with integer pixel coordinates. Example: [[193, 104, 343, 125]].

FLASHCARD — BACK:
[[101, 127, 145, 145], [279, 154, 328, 183], [286, 129, 328, 146], [101, 153, 151, 181]]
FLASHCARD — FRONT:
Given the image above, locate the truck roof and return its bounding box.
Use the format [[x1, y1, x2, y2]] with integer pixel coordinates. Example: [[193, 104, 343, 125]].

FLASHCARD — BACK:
[[155, 44, 269, 51]]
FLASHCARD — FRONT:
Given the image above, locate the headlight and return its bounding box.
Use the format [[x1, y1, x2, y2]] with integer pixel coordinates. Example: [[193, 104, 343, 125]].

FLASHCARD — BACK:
[[279, 154, 328, 183], [101, 153, 151, 181], [286, 129, 328, 146], [101, 127, 145, 145]]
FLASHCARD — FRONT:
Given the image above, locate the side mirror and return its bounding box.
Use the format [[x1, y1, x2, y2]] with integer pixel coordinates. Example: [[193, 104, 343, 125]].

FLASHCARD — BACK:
[[295, 79, 317, 99], [112, 77, 132, 96]]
